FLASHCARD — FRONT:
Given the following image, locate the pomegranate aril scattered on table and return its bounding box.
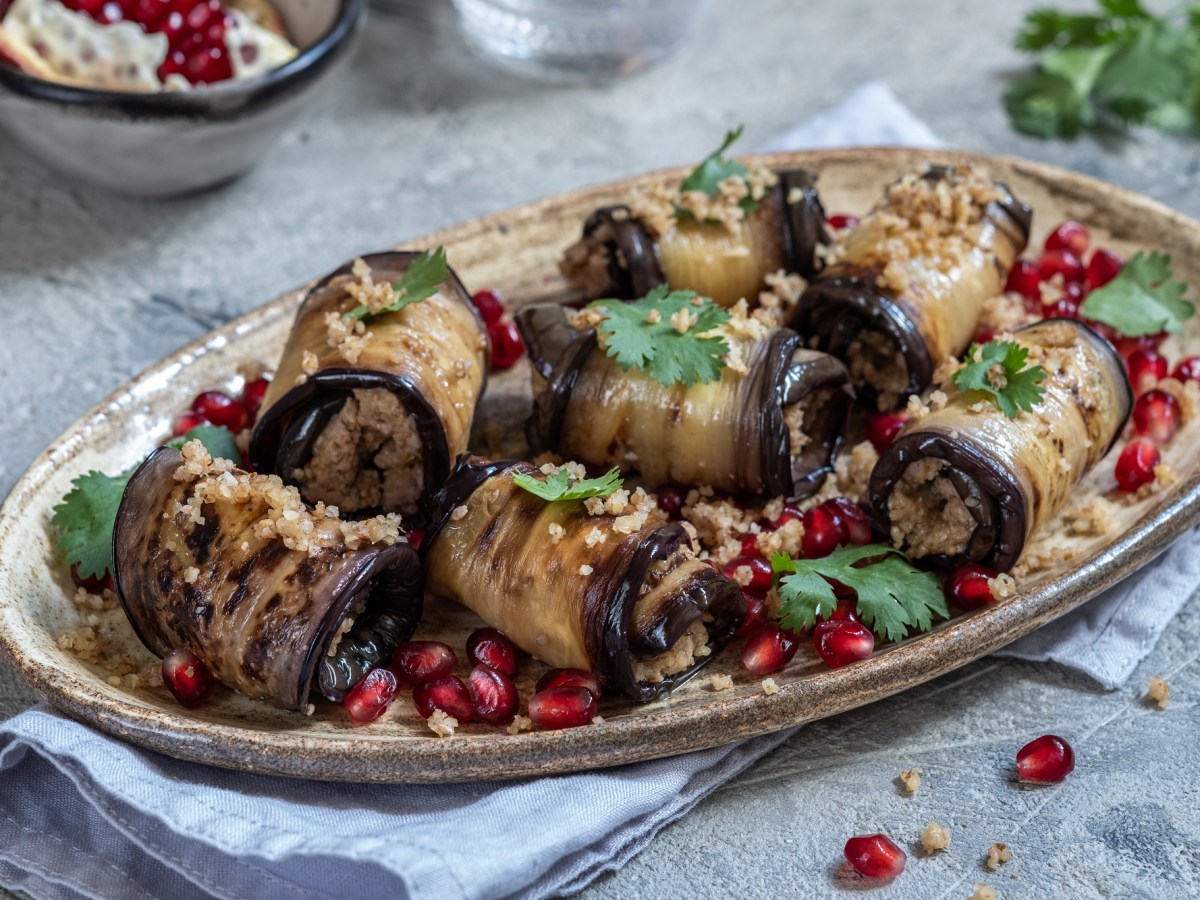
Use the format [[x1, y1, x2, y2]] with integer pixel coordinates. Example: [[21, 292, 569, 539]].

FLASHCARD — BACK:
[[527, 685, 597, 730], [391, 640, 457, 686], [1131, 390, 1179, 444], [466, 627, 519, 676], [488, 320, 525, 369], [945, 563, 998, 611], [467, 664, 519, 725], [241, 377, 270, 414], [1171, 356, 1200, 383], [1086, 248, 1123, 290], [1044, 219, 1089, 257], [1005, 258, 1041, 302], [412, 675, 475, 722], [1126, 348, 1168, 395], [470, 289, 506, 325], [844, 833, 906, 879], [535, 667, 601, 698], [723, 554, 773, 598], [1037, 249, 1085, 284], [190, 389, 249, 432], [1016, 734, 1075, 783], [344, 667, 398, 723], [813, 619, 874, 669], [827, 213, 860, 230], [1114, 438, 1160, 492], [161, 648, 215, 708], [865, 411, 908, 454], [740, 626, 799, 675]]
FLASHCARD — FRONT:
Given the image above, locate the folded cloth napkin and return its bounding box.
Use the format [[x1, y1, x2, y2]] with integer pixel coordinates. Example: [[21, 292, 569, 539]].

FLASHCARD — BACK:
[[1, 81, 1194, 900]]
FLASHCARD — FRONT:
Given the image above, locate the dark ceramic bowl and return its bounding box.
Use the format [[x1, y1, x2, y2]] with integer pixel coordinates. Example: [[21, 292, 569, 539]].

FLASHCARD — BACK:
[[0, 0, 366, 196]]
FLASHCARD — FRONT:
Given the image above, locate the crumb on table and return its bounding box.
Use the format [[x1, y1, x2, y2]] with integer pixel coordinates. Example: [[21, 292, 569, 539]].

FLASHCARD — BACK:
[[969, 885, 998, 900], [921, 822, 951, 853], [709, 674, 734, 692], [1147, 675, 1169, 710], [986, 842, 1012, 871], [899, 767, 922, 793], [427, 709, 458, 737]]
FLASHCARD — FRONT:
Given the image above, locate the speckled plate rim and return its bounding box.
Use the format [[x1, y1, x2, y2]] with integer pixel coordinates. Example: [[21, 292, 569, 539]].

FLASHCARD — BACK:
[[2, 147, 1199, 783]]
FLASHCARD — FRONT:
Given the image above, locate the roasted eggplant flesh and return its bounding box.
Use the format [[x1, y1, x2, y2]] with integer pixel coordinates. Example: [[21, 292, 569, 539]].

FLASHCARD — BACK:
[[868, 319, 1133, 571], [421, 457, 745, 701], [112, 446, 422, 710], [794, 165, 1032, 398], [519, 304, 854, 500], [249, 251, 488, 517]]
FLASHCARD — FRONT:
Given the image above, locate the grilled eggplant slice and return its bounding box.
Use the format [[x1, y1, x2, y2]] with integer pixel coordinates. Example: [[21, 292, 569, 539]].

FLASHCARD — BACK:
[[560, 169, 829, 308], [793, 164, 1032, 399], [868, 319, 1133, 572], [518, 304, 854, 499], [421, 456, 745, 701], [250, 250, 489, 517], [112, 445, 422, 710]]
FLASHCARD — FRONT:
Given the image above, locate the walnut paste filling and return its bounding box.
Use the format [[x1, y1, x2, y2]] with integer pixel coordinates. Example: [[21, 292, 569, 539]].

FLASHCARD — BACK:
[[886, 457, 975, 559]]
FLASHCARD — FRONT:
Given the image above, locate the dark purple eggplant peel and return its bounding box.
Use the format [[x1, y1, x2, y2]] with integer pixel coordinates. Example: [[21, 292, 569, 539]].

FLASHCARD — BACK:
[[793, 164, 1033, 398], [868, 319, 1133, 572], [112, 447, 423, 710], [250, 250, 489, 518], [517, 304, 854, 500], [420, 456, 745, 702], [560, 169, 830, 307]]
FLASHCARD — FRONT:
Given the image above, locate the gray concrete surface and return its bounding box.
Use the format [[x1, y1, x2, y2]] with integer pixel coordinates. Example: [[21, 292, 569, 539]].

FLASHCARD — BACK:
[[1, 0, 1198, 896]]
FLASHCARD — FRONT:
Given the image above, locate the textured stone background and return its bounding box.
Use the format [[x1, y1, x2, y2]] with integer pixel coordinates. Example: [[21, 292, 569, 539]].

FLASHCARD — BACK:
[[1, 0, 1198, 896]]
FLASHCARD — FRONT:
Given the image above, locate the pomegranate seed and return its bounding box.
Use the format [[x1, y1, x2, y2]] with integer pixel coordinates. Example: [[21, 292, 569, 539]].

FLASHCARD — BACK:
[[865, 411, 907, 454], [1114, 438, 1160, 492], [741, 626, 799, 675], [824, 498, 872, 546], [801, 505, 841, 558], [1086, 248, 1123, 290], [488, 320, 525, 369], [1038, 249, 1085, 284], [655, 484, 687, 518], [1044, 220, 1090, 257], [1126, 348, 1168, 395], [191, 390, 248, 433], [535, 667, 601, 698], [1043, 298, 1079, 320], [241, 378, 270, 414], [945, 563, 998, 610], [738, 533, 763, 556], [765, 503, 803, 531], [844, 833, 906, 879], [736, 595, 769, 635], [813, 620, 874, 669], [466, 627, 519, 676], [1115, 333, 1165, 358], [1004, 259, 1041, 302], [1016, 734, 1075, 783], [343, 667, 398, 723], [1171, 356, 1200, 383], [412, 675, 474, 722], [406, 527, 424, 550], [827, 213, 860, 230], [171, 413, 202, 436], [818, 598, 859, 624], [391, 641, 457, 686], [471, 289, 505, 325], [468, 664, 519, 725], [974, 326, 997, 344], [161, 648, 215, 708], [527, 686, 598, 729], [723, 555, 773, 598], [70, 564, 115, 595], [1132, 390, 1179, 444]]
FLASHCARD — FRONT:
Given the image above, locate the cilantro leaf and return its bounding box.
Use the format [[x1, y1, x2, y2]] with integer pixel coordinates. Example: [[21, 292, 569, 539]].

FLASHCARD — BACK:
[[588, 285, 731, 387], [951, 340, 1047, 418], [771, 546, 948, 644], [1093, 24, 1192, 123], [676, 126, 762, 220], [51, 469, 132, 580], [165, 425, 243, 467], [1079, 250, 1194, 336], [343, 246, 450, 322], [512, 466, 624, 502], [1004, 70, 1095, 138]]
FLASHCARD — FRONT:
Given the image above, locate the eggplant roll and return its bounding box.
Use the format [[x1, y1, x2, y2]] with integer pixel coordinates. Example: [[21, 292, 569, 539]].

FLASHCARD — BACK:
[[421, 457, 745, 701], [560, 168, 829, 308], [517, 304, 854, 499], [792, 164, 1032, 397], [250, 251, 489, 517], [112, 445, 423, 710], [868, 319, 1133, 572]]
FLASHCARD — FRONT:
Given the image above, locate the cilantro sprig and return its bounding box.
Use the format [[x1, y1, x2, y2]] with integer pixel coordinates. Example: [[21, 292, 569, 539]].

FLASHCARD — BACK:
[[588, 285, 731, 388], [1005, 2, 1200, 139], [342, 246, 450, 322], [950, 340, 1047, 418], [1078, 250, 1194, 336], [676, 126, 761, 220], [771, 546, 949, 644], [512, 466, 623, 502]]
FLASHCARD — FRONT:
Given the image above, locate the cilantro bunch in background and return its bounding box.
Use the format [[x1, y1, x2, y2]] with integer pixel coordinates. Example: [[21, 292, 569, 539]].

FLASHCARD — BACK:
[[1005, 1, 1200, 139]]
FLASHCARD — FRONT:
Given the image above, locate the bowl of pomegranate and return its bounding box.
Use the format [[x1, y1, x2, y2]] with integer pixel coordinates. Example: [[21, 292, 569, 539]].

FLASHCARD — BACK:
[[0, 0, 366, 195], [0, 144, 1198, 783]]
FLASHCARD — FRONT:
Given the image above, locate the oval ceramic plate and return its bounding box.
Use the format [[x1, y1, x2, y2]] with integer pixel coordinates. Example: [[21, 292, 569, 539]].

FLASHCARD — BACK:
[[2, 148, 1199, 783]]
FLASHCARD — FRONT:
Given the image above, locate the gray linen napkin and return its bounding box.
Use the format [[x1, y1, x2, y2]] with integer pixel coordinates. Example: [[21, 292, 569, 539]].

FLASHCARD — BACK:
[[1, 82, 1193, 900]]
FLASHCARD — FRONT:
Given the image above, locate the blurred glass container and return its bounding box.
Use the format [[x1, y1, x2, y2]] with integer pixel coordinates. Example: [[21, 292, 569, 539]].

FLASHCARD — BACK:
[[449, 0, 710, 80]]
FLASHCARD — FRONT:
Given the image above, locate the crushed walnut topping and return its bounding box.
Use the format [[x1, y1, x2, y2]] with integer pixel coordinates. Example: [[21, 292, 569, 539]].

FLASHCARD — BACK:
[[579, 564, 594, 576], [427, 709, 458, 737], [899, 767, 922, 793], [709, 674, 734, 692], [324, 310, 373, 365], [548, 522, 566, 544], [921, 822, 951, 853], [988, 573, 1017, 601], [761, 678, 779, 696], [346, 257, 399, 315], [507, 715, 533, 735], [985, 842, 1012, 871]]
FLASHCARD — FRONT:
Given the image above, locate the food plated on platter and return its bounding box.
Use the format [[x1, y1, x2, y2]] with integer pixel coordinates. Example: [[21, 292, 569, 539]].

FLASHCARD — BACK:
[[1, 145, 1197, 782]]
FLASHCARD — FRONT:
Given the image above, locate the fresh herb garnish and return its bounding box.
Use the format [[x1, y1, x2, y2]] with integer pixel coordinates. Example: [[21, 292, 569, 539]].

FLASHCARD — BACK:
[[1005, 2, 1200, 139], [950, 340, 1047, 418], [342, 246, 450, 322], [676, 125, 761, 220], [772, 546, 949, 644], [588, 285, 731, 387], [165, 424, 243, 467], [512, 466, 624, 502], [1078, 250, 1194, 336]]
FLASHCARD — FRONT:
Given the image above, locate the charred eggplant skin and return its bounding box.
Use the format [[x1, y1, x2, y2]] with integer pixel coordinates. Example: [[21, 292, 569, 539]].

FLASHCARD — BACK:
[[868, 318, 1132, 572], [112, 447, 422, 711], [249, 250, 488, 516], [518, 304, 853, 500], [421, 455, 744, 702]]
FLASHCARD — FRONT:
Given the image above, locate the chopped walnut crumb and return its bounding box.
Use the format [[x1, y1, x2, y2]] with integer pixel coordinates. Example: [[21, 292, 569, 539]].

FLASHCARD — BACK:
[[761, 678, 779, 696], [899, 767, 922, 793], [579, 564, 594, 576], [584, 526, 607, 548], [646, 308, 662, 325], [921, 822, 951, 853], [304, 704, 315, 716], [1147, 675, 1169, 709], [301, 350, 319, 376], [906, 394, 931, 419], [592, 715, 606, 725], [969, 885, 998, 900], [986, 842, 1012, 871], [670, 307, 697, 334], [427, 709, 458, 737], [988, 573, 1017, 601], [548, 522, 566, 544], [710, 674, 734, 692], [182, 566, 200, 584], [507, 715, 533, 735], [450, 505, 469, 522]]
